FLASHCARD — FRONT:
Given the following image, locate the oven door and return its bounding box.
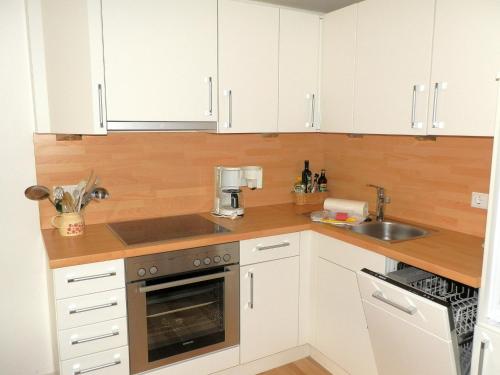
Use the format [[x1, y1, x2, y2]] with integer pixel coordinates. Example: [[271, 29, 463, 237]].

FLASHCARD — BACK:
[[127, 264, 239, 374]]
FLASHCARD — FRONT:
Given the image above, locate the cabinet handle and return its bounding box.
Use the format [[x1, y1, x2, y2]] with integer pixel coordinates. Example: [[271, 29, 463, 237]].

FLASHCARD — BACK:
[[73, 359, 121, 375], [255, 241, 290, 251], [69, 301, 118, 315], [305, 94, 316, 128], [97, 84, 104, 128], [206, 77, 213, 116], [67, 271, 116, 283], [431, 82, 446, 129], [71, 330, 119, 345], [223, 90, 232, 128], [372, 291, 417, 315], [478, 339, 489, 375], [248, 271, 254, 309], [411, 84, 424, 129]]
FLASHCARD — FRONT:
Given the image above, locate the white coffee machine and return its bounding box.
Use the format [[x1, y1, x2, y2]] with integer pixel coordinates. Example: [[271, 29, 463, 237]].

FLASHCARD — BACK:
[[213, 166, 263, 218]]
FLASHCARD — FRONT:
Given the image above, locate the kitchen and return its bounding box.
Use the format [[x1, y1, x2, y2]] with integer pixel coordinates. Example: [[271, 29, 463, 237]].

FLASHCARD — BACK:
[[1, 0, 500, 374]]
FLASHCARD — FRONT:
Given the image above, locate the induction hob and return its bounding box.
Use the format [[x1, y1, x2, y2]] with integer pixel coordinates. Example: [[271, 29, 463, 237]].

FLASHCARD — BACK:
[[107, 214, 230, 246]]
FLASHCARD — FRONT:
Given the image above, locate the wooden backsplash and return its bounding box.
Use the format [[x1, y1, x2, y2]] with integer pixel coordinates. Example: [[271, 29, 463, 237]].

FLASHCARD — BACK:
[[33, 133, 325, 229], [323, 134, 493, 237], [34, 133, 492, 237]]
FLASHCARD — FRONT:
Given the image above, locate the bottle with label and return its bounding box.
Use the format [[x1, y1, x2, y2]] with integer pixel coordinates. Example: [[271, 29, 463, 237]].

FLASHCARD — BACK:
[[301, 160, 312, 193], [318, 169, 328, 192]]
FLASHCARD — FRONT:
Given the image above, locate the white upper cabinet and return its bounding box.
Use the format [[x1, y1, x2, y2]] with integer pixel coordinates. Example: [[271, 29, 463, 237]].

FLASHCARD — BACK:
[[278, 9, 320, 133], [354, 0, 435, 135], [101, 0, 217, 123], [27, 0, 107, 134], [320, 4, 357, 133], [218, 0, 279, 133], [427, 0, 500, 136]]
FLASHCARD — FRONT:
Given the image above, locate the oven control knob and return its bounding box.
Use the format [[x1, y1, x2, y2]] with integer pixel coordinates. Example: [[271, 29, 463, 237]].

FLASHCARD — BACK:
[[193, 259, 201, 267], [149, 266, 158, 275], [203, 257, 211, 265], [213, 255, 221, 263], [137, 268, 146, 277], [223, 254, 231, 262]]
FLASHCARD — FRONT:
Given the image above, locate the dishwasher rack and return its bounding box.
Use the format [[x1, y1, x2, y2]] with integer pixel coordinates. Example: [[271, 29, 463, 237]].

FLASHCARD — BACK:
[[389, 264, 478, 375]]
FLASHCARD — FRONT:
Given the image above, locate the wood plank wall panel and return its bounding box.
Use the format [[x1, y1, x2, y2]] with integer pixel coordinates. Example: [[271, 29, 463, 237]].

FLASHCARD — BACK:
[[323, 134, 492, 237], [33, 133, 325, 229]]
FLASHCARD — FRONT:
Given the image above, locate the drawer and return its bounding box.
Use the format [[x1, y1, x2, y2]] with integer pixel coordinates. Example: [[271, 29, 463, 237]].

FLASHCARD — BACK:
[[58, 317, 128, 360], [240, 232, 300, 266], [60, 346, 129, 375], [357, 269, 452, 340], [54, 259, 125, 300], [56, 289, 127, 330]]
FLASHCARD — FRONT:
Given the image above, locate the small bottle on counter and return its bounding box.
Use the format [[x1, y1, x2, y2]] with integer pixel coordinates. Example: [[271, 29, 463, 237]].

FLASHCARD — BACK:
[[318, 169, 328, 192], [294, 176, 305, 193], [302, 160, 312, 193]]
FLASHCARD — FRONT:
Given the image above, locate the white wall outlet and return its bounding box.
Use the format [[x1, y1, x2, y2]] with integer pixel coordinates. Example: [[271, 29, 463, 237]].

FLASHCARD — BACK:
[[471, 192, 489, 209]]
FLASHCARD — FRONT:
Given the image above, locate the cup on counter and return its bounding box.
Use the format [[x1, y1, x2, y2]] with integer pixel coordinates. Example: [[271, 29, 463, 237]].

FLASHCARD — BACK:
[[51, 212, 85, 237]]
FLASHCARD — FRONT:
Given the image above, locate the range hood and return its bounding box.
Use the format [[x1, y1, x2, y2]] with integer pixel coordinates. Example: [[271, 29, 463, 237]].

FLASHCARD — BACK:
[[106, 121, 217, 132]]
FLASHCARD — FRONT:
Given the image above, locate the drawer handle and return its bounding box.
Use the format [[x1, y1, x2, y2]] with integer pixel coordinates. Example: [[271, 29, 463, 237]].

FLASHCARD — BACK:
[[67, 272, 116, 283], [372, 291, 417, 315], [73, 359, 121, 375], [255, 241, 290, 251], [71, 330, 119, 345], [69, 301, 118, 315]]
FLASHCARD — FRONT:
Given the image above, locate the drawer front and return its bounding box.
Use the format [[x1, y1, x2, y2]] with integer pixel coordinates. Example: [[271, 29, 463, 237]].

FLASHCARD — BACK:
[[357, 270, 452, 340], [60, 346, 129, 375], [56, 289, 127, 330], [54, 259, 125, 300], [58, 317, 128, 360], [240, 232, 300, 265]]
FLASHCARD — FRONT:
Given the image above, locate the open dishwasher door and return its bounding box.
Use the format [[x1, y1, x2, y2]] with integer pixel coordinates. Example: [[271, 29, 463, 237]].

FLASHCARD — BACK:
[[357, 268, 476, 375]]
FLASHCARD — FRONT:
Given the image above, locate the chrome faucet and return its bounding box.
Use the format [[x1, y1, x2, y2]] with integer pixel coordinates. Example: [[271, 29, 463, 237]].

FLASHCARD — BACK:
[[367, 184, 389, 222]]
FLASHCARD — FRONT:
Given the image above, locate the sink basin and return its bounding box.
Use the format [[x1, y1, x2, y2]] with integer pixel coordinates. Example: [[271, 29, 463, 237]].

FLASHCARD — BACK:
[[349, 221, 429, 242]]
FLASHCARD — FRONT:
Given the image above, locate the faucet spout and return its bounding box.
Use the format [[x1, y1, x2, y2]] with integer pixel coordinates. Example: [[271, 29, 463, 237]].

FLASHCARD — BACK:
[[367, 184, 387, 222]]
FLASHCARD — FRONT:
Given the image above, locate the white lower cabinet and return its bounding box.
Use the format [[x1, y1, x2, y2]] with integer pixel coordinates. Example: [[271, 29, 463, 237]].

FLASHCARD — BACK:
[[240, 257, 300, 363], [471, 324, 500, 375]]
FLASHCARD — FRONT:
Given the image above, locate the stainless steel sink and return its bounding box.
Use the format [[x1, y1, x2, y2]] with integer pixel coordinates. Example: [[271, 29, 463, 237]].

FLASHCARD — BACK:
[[349, 221, 429, 242]]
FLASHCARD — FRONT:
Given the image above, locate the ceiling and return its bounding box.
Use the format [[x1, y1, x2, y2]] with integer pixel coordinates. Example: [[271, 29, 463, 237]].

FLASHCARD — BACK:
[[255, 0, 362, 13]]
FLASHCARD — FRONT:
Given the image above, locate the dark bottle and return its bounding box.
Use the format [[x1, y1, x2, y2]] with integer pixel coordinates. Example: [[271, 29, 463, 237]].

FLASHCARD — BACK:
[[318, 169, 328, 192], [301, 160, 312, 193]]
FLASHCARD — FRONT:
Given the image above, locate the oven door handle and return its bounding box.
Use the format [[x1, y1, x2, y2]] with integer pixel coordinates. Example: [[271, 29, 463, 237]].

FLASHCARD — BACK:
[[138, 268, 234, 293]]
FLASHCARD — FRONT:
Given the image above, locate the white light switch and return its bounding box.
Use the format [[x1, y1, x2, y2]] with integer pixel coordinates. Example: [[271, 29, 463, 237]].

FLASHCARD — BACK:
[[471, 192, 489, 209]]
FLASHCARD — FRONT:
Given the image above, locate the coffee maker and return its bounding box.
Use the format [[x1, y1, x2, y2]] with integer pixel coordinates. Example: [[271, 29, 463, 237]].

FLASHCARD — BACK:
[[213, 166, 263, 218]]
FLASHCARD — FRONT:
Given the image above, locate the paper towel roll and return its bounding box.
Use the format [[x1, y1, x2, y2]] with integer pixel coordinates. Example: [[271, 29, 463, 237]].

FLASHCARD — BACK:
[[323, 198, 369, 218]]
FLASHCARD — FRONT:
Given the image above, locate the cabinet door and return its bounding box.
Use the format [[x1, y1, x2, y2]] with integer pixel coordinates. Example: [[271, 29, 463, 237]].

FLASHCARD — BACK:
[[27, 0, 107, 134], [278, 9, 320, 133], [240, 257, 299, 363], [314, 258, 378, 375], [320, 5, 357, 133], [218, 0, 279, 133], [354, 0, 435, 135], [101, 0, 217, 122], [427, 0, 500, 136], [471, 325, 500, 375]]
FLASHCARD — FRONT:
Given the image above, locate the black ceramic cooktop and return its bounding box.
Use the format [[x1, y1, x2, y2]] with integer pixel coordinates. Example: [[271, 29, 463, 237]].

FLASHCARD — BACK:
[[107, 214, 230, 246]]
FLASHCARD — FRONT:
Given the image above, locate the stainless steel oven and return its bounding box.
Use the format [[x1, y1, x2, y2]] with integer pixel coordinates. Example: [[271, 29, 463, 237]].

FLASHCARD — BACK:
[[125, 242, 239, 374]]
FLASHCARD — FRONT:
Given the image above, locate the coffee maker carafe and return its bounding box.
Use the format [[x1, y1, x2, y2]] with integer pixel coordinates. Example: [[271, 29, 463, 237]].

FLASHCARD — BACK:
[[213, 166, 263, 218]]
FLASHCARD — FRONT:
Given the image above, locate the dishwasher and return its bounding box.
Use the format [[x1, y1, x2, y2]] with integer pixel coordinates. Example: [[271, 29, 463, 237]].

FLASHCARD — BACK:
[[357, 262, 478, 375]]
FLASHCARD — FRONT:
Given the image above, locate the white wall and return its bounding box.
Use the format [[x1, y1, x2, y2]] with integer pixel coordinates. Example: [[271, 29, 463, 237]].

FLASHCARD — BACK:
[[0, 0, 56, 374]]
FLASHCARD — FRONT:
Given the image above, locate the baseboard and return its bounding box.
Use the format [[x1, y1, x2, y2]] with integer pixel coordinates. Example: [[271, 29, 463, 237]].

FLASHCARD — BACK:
[[213, 345, 310, 375], [309, 345, 349, 375]]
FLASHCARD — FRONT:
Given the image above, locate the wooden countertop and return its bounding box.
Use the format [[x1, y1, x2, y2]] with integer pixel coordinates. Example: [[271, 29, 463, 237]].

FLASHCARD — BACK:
[[42, 203, 484, 287]]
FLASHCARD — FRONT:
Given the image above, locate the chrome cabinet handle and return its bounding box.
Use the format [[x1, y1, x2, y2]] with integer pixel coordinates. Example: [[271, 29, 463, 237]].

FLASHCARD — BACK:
[[97, 84, 104, 128], [478, 339, 489, 375], [71, 330, 119, 345], [224, 89, 232, 128], [206, 77, 213, 116], [67, 272, 116, 283], [73, 359, 121, 375], [69, 301, 118, 315], [255, 241, 290, 251], [431, 82, 446, 129], [372, 291, 417, 315], [411, 84, 424, 129], [248, 271, 254, 309], [305, 94, 316, 128]]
